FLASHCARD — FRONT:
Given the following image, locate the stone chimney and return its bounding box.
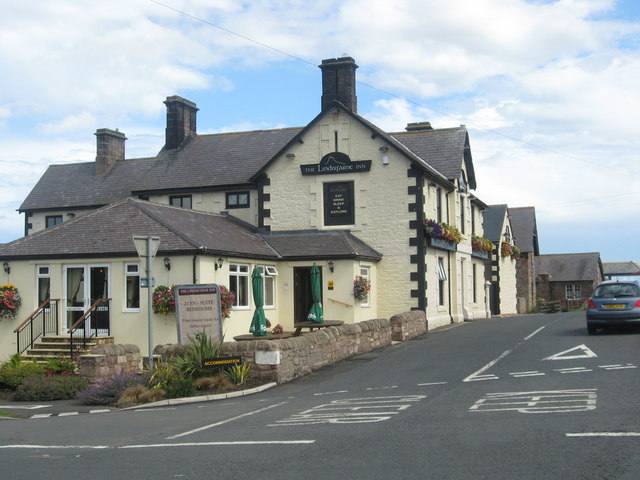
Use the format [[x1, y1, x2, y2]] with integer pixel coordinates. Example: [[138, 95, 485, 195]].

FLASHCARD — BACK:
[[405, 122, 434, 132], [319, 56, 358, 113], [164, 96, 198, 150], [95, 128, 126, 176]]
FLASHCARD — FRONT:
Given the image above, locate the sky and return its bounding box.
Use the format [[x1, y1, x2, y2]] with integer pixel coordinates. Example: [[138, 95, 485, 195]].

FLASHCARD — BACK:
[[1, 0, 639, 263]]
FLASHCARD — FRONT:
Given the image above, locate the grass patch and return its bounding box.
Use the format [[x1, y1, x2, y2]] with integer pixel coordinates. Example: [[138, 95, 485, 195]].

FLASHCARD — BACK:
[[0, 409, 18, 418]]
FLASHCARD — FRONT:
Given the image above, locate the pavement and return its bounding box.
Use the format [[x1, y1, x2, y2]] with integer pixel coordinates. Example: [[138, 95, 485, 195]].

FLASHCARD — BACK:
[[0, 382, 277, 419]]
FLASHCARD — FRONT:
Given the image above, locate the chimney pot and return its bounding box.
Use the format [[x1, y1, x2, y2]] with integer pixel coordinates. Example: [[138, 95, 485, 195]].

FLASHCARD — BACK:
[[95, 128, 126, 176]]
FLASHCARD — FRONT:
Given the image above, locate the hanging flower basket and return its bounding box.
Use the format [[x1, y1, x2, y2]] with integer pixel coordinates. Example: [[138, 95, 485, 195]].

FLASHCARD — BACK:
[[152, 285, 175, 314], [219, 285, 235, 318], [353, 276, 371, 302], [0, 284, 21, 319]]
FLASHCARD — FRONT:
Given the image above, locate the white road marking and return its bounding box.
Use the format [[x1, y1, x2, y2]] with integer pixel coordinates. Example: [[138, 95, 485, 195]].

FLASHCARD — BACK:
[[463, 326, 544, 382], [566, 432, 640, 437], [269, 395, 426, 426], [543, 344, 597, 361], [0, 441, 315, 450], [599, 364, 637, 370], [120, 440, 316, 448], [417, 382, 448, 386], [314, 390, 348, 396], [365, 386, 398, 391], [524, 326, 545, 341], [510, 371, 545, 378], [554, 367, 593, 374], [470, 389, 597, 414], [166, 401, 289, 440], [0, 405, 51, 410]]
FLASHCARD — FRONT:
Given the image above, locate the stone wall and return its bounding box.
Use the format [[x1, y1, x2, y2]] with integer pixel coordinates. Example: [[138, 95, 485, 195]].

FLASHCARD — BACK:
[[390, 310, 427, 341], [78, 344, 141, 384]]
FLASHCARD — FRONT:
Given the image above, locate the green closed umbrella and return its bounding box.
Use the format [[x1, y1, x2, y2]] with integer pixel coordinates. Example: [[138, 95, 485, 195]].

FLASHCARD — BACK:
[[249, 267, 267, 336], [307, 263, 324, 324]]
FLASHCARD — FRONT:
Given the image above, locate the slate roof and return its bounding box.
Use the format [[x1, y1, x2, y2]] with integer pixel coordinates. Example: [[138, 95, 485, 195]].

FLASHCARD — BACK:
[[261, 230, 382, 261], [483, 204, 508, 243], [508, 206, 539, 255], [535, 253, 603, 283], [0, 198, 380, 262], [133, 128, 303, 193], [603, 261, 640, 276], [19, 158, 156, 211], [391, 126, 476, 189]]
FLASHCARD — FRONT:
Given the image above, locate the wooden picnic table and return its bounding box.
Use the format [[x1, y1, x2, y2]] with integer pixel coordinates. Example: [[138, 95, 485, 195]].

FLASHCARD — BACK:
[[293, 320, 344, 336], [233, 333, 293, 341]]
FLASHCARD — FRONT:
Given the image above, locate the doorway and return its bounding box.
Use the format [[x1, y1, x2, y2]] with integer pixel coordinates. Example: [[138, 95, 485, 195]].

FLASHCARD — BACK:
[[293, 266, 322, 323], [63, 265, 110, 334]]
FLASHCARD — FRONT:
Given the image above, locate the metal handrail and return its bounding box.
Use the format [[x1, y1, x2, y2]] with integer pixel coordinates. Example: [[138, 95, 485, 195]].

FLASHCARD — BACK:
[[14, 299, 60, 354], [69, 298, 111, 355]]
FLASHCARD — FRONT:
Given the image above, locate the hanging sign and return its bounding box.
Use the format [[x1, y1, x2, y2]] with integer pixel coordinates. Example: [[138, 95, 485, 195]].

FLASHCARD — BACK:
[[300, 152, 371, 176]]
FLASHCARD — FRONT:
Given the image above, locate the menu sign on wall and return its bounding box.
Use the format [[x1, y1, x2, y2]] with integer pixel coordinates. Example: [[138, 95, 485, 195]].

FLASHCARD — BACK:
[[301, 152, 371, 176], [324, 181, 355, 226]]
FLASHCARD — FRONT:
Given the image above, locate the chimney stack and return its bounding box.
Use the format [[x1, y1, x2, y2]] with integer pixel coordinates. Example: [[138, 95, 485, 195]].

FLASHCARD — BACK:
[[164, 96, 198, 150], [405, 122, 434, 132], [95, 128, 126, 176], [319, 56, 358, 113]]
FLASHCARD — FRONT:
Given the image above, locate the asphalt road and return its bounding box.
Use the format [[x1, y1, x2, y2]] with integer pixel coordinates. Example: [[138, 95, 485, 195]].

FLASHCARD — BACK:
[[1, 311, 639, 479]]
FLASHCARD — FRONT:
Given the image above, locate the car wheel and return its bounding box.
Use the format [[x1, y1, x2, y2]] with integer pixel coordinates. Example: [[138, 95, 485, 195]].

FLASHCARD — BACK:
[[587, 325, 597, 335]]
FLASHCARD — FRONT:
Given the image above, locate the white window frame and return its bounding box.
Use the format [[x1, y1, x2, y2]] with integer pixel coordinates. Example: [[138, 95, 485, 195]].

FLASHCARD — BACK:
[[124, 263, 141, 311], [438, 257, 447, 306], [36, 265, 51, 306], [230, 263, 250, 309], [257, 265, 278, 309], [359, 266, 371, 307], [566, 284, 582, 300]]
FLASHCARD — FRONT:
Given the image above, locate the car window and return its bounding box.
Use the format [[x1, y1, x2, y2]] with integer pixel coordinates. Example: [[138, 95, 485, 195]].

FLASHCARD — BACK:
[[594, 284, 640, 298]]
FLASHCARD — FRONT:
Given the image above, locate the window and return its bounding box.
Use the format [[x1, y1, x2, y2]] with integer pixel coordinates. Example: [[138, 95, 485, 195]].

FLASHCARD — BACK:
[[504, 224, 511, 244], [37, 265, 51, 305], [438, 257, 447, 306], [257, 265, 278, 308], [324, 182, 355, 226], [46, 215, 63, 228], [472, 264, 477, 303], [471, 205, 476, 235], [226, 191, 250, 209], [229, 264, 250, 308], [566, 284, 582, 300], [436, 188, 442, 223], [169, 195, 192, 209], [359, 266, 370, 307], [460, 195, 466, 234], [125, 263, 140, 310]]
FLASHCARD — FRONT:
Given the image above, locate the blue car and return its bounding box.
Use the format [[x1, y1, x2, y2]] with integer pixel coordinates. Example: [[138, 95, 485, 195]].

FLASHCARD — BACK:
[[586, 280, 640, 335]]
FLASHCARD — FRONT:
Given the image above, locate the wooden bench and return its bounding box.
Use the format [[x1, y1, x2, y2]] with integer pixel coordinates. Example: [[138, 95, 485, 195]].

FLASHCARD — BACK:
[[293, 320, 344, 336]]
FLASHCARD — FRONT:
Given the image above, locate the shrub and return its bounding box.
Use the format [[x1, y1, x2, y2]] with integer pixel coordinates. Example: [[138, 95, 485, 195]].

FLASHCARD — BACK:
[[45, 357, 78, 375], [172, 332, 223, 379], [115, 385, 166, 408], [0, 362, 47, 389], [164, 377, 196, 399], [195, 374, 234, 393], [13, 375, 88, 401], [75, 373, 147, 405], [224, 363, 251, 386]]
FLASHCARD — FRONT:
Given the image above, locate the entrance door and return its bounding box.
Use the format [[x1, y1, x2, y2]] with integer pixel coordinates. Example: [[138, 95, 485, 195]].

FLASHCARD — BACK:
[[294, 266, 322, 323], [63, 265, 110, 334]]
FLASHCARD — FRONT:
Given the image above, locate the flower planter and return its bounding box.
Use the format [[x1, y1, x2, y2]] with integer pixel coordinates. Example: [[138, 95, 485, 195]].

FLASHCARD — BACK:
[[428, 236, 457, 252], [472, 250, 490, 260]]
